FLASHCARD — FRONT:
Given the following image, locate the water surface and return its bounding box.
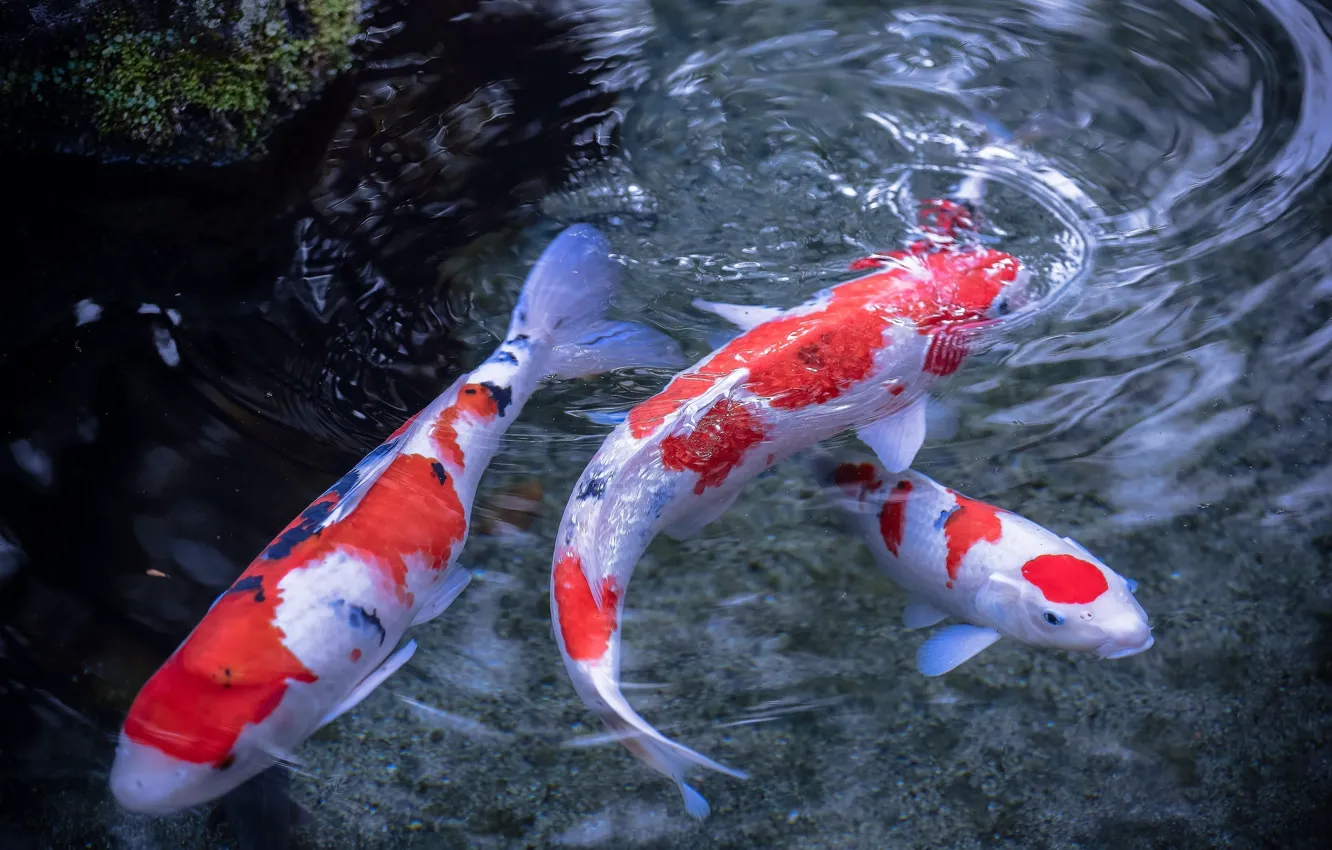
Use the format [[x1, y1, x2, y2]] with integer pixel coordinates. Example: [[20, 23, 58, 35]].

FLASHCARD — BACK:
[[3, 0, 1330, 847]]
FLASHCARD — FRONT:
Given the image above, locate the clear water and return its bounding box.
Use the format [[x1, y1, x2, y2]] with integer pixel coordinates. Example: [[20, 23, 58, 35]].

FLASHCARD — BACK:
[[3, 0, 1331, 847]]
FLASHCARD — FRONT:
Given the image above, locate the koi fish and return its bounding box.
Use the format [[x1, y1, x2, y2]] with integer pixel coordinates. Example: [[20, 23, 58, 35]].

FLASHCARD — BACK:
[[109, 224, 685, 814], [807, 450, 1153, 676], [549, 199, 1024, 817]]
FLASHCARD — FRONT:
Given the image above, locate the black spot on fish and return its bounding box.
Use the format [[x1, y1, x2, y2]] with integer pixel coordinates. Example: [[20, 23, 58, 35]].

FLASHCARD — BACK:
[[576, 473, 609, 501], [225, 575, 265, 603], [431, 461, 448, 486], [493, 350, 519, 365], [216, 754, 236, 770], [351, 606, 387, 645], [507, 334, 530, 346], [582, 326, 629, 347], [647, 484, 673, 520], [481, 381, 513, 417], [331, 599, 387, 645], [262, 441, 396, 560]]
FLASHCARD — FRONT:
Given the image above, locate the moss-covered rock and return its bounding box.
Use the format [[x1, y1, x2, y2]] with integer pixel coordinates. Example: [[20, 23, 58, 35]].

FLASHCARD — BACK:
[[0, 0, 362, 160]]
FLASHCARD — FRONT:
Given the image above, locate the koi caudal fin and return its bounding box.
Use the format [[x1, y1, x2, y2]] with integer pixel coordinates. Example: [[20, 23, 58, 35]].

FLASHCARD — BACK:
[[509, 223, 686, 380], [571, 662, 747, 820]]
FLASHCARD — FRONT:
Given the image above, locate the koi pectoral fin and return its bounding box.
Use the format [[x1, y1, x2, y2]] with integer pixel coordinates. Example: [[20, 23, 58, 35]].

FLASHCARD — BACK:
[[915, 624, 1001, 677], [317, 640, 417, 730], [410, 566, 472, 627], [902, 597, 949, 630], [857, 397, 927, 473], [661, 489, 743, 541]]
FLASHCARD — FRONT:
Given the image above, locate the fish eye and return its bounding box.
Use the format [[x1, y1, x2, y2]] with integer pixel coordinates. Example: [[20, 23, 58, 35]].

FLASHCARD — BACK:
[[996, 299, 1011, 316], [1043, 611, 1064, 626]]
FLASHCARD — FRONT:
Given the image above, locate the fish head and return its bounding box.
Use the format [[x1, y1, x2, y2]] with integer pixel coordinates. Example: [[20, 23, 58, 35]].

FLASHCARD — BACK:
[[109, 654, 307, 813], [977, 545, 1153, 660], [986, 264, 1035, 318], [109, 730, 274, 814], [920, 248, 1024, 323]]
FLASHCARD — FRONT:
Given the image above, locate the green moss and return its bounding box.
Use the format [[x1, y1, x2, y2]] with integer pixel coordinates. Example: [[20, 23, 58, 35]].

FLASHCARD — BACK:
[[5, 1, 362, 155]]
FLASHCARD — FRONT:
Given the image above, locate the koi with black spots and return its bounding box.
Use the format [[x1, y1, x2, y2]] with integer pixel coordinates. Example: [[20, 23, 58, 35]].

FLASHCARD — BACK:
[[110, 224, 684, 814]]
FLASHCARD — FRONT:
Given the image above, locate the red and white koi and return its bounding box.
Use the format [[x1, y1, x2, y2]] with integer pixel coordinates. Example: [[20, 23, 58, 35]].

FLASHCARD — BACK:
[[549, 200, 1025, 817], [808, 451, 1153, 676], [109, 224, 684, 814]]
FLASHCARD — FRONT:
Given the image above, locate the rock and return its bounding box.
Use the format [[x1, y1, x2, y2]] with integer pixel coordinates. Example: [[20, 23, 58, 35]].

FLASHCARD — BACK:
[[0, 1, 653, 164], [1, 0, 367, 161]]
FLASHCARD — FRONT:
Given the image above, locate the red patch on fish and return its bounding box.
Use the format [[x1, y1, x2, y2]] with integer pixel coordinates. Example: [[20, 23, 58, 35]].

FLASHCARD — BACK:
[[923, 326, 969, 376], [660, 398, 767, 494], [431, 383, 501, 466], [123, 597, 318, 766], [848, 252, 903, 271], [750, 317, 892, 409], [1021, 554, 1109, 604], [878, 480, 913, 556], [918, 198, 975, 239], [124, 452, 467, 765], [942, 494, 1004, 586], [350, 648, 362, 662], [626, 247, 1018, 439], [553, 551, 621, 662], [833, 462, 883, 493]]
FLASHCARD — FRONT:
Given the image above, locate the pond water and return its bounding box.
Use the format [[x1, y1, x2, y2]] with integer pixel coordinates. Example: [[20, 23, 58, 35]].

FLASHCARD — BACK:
[[2, 0, 1331, 847]]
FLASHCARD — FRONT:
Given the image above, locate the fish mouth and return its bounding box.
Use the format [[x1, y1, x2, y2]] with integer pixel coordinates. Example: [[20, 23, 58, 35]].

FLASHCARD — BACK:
[[1098, 633, 1155, 660]]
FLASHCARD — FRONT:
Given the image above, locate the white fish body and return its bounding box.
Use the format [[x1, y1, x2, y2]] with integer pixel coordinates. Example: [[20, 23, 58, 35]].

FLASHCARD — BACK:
[[806, 450, 1154, 677]]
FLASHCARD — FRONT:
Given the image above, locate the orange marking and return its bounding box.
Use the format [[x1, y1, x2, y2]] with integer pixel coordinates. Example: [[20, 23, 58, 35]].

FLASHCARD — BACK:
[[350, 648, 362, 663], [1022, 554, 1108, 604], [626, 249, 1017, 439], [660, 399, 767, 494], [123, 590, 317, 767], [431, 383, 501, 466], [833, 462, 883, 492], [553, 552, 620, 662], [124, 452, 467, 765], [942, 493, 1004, 587], [878, 480, 913, 556]]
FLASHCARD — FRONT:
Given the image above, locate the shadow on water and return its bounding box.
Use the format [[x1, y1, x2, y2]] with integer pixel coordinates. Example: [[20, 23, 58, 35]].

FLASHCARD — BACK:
[[3, 0, 1332, 847]]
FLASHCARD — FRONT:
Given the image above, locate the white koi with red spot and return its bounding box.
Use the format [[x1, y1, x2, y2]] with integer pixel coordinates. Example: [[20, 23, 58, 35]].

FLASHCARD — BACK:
[[549, 200, 1026, 818], [807, 450, 1154, 677], [108, 224, 684, 815]]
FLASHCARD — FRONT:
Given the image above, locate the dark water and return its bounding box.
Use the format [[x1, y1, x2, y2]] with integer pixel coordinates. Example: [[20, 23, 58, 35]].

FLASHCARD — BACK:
[[3, 0, 1332, 847]]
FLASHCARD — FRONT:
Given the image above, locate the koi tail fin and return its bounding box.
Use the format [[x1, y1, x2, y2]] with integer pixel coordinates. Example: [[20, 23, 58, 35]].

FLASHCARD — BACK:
[[576, 664, 746, 820], [508, 224, 686, 380]]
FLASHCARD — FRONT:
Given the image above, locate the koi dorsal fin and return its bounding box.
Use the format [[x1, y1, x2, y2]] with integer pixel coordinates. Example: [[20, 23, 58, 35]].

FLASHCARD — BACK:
[[314, 435, 407, 532]]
